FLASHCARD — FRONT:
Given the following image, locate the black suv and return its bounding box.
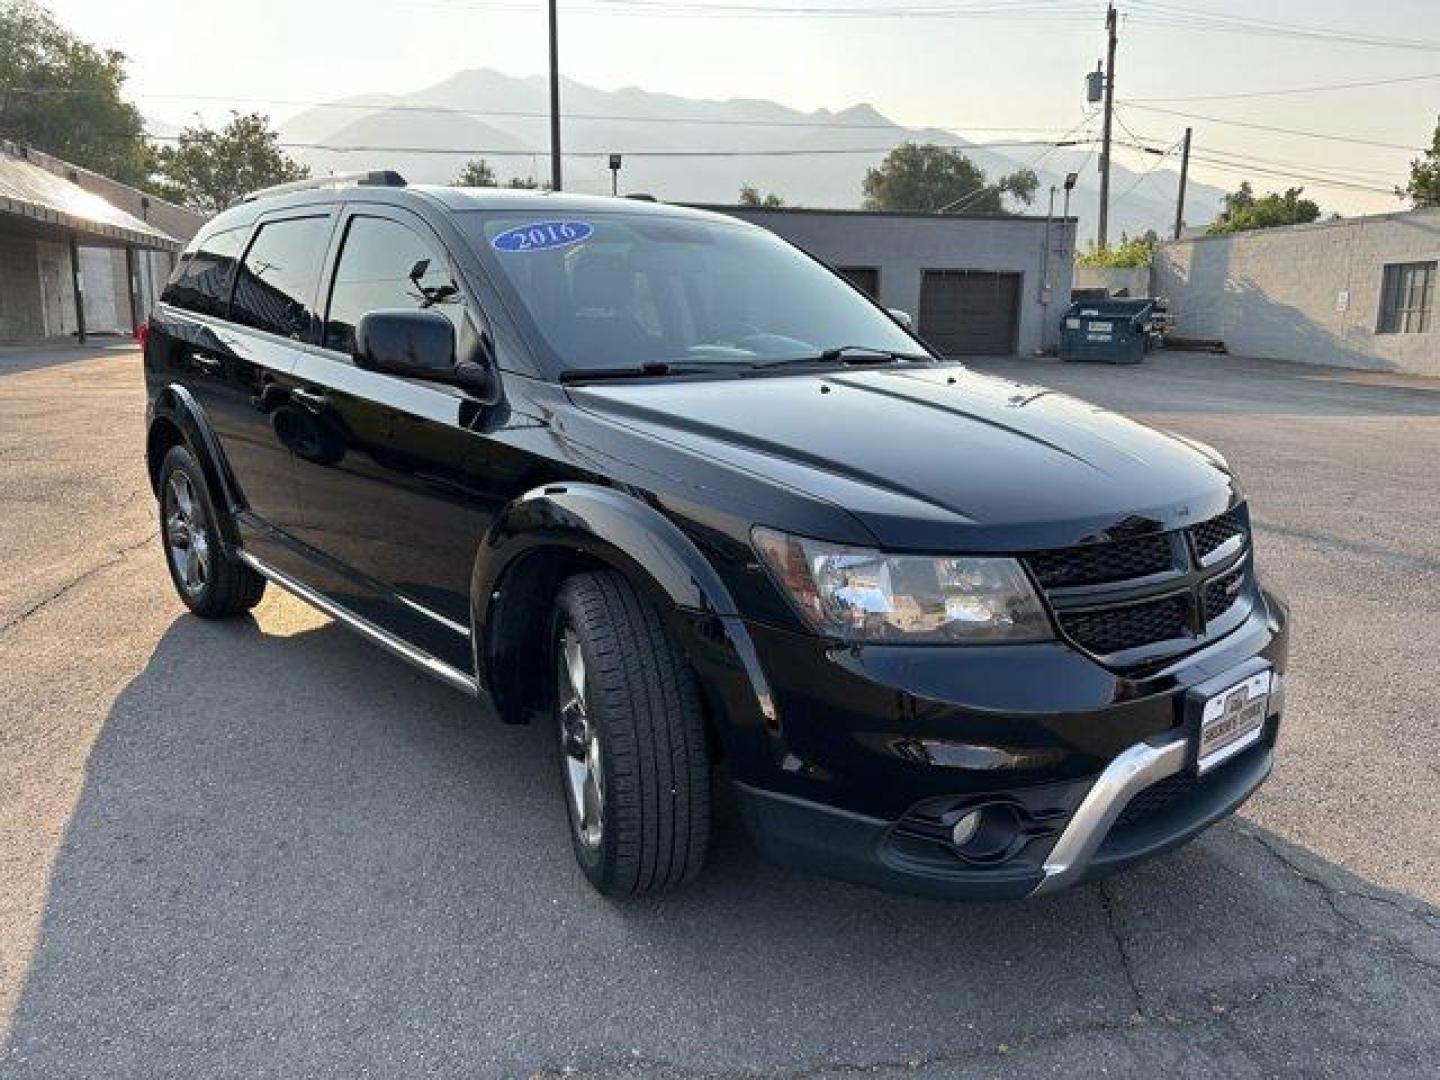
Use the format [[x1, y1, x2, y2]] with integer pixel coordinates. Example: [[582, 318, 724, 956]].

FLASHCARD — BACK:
[[144, 172, 1288, 899]]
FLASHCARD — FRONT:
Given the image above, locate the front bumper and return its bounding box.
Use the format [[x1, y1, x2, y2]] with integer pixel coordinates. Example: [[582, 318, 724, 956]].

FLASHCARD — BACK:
[[734, 737, 1274, 899], [696, 589, 1289, 900]]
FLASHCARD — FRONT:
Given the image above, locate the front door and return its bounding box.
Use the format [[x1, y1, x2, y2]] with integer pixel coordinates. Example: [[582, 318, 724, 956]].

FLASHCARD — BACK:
[[284, 208, 503, 673]]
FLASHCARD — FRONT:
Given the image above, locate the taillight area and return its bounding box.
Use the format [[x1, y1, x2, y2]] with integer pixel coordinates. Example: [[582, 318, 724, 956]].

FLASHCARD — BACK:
[[135, 320, 150, 352]]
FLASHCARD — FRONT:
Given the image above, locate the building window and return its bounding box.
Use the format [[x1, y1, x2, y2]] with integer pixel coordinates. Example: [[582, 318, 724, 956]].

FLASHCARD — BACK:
[[836, 266, 880, 299], [1377, 261, 1435, 335]]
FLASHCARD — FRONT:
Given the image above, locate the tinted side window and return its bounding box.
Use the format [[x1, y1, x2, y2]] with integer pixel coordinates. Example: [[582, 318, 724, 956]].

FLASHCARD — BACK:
[[160, 227, 247, 317], [325, 216, 463, 354], [230, 216, 332, 339]]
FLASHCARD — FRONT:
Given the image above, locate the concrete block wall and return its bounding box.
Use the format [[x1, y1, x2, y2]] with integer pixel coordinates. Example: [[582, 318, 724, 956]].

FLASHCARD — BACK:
[[1073, 265, 1151, 297], [1154, 208, 1440, 376], [703, 206, 1076, 355]]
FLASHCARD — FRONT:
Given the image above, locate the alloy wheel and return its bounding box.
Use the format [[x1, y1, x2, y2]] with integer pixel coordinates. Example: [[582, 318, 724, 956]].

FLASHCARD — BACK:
[[557, 625, 604, 850], [164, 471, 211, 597]]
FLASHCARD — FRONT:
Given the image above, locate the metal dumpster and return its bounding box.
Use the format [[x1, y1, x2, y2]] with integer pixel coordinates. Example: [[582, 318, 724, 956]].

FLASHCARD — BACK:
[[1059, 298, 1155, 364]]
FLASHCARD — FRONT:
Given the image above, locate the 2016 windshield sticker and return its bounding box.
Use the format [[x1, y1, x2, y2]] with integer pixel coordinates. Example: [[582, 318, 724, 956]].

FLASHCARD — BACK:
[[492, 220, 593, 253]]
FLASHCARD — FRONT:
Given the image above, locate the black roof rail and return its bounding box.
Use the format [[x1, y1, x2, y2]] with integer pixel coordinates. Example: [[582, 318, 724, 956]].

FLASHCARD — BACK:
[[624, 193, 659, 202], [239, 170, 407, 204]]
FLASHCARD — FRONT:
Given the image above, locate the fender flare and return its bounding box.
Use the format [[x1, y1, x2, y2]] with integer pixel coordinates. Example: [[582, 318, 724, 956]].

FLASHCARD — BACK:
[[470, 483, 776, 732], [147, 384, 244, 545]]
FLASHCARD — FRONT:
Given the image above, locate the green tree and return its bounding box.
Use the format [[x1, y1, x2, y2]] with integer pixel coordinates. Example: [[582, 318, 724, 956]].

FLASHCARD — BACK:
[[0, 0, 150, 183], [151, 112, 308, 213], [1077, 230, 1158, 268], [1398, 118, 1440, 208], [862, 143, 1036, 213], [1207, 182, 1322, 235], [452, 158, 496, 186], [738, 183, 785, 207]]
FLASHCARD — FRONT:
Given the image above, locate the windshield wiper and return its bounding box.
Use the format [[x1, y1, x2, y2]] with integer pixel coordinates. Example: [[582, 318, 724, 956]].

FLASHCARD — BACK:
[[753, 346, 932, 369], [560, 360, 745, 384]]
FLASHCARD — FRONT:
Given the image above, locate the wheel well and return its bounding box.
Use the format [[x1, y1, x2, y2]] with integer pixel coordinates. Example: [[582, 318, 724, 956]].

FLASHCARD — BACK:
[[146, 416, 186, 495], [486, 547, 610, 724], [483, 547, 722, 761]]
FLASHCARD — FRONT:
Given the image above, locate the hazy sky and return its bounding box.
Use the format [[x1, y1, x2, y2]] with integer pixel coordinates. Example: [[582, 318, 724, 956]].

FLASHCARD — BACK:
[[43, 0, 1440, 217]]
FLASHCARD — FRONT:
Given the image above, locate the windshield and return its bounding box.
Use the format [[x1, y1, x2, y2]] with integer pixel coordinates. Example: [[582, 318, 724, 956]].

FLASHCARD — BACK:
[[461, 210, 926, 374]]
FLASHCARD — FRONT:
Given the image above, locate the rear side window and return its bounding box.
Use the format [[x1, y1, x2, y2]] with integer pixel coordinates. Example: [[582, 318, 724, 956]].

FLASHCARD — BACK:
[[161, 227, 247, 317], [230, 216, 332, 339], [324, 216, 463, 354]]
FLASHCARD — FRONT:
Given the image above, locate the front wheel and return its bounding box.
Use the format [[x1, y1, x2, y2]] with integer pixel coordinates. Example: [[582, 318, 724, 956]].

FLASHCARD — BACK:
[[551, 570, 711, 897]]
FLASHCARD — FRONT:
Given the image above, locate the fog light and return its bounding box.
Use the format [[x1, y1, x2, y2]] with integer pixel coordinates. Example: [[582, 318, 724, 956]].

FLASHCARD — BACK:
[[948, 803, 1023, 863], [951, 810, 982, 848]]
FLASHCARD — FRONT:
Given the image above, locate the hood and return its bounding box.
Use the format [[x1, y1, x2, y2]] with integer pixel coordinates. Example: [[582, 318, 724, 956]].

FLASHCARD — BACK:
[[567, 365, 1238, 551]]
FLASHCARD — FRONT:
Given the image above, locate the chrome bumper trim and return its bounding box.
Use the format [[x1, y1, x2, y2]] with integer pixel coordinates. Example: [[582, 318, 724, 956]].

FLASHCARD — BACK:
[[237, 550, 479, 696], [1030, 733, 1189, 896]]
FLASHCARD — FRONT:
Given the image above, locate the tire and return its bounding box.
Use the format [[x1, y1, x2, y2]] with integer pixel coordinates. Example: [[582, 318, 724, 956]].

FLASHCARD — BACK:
[[157, 444, 266, 618], [551, 570, 711, 897]]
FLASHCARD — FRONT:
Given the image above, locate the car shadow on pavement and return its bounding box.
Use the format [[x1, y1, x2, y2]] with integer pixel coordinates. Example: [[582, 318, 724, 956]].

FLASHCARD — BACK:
[[6, 613, 1439, 1077]]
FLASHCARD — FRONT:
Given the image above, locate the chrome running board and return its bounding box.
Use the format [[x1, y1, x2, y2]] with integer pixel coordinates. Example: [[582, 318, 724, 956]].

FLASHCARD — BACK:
[[1030, 734, 1189, 896], [237, 550, 479, 696]]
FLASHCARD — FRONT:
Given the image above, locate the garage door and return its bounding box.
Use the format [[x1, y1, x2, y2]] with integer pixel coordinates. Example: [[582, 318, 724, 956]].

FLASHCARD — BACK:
[[919, 270, 1021, 356]]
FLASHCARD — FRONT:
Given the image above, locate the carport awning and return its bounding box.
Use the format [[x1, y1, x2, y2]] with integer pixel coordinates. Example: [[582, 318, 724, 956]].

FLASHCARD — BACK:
[[0, 149, 181, 251]]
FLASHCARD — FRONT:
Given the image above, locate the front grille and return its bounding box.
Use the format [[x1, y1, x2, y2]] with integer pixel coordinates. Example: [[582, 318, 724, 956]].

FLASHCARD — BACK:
[[1059, 594, 1191, 654], [1023, 507, 1252, 665], [1203, 564, 1246, 620], [1191, 509, 1243, 560], [1027, 534, 1175, 589], [1113, 772, 1198, 830]]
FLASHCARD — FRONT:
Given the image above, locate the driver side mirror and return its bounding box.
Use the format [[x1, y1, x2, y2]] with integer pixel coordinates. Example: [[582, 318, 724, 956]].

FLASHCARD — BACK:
[[353, 309, 496, 400], [888, 308, 914, 331]]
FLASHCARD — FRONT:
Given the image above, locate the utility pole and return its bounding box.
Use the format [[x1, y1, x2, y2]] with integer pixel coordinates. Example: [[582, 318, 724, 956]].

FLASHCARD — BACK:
[[1173, 126, 1193, 239], [1097, 2, 1118, 249], [548, 0, 562, 191]]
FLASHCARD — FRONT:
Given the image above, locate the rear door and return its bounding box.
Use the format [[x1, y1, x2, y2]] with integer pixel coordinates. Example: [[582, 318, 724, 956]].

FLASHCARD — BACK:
[[154, 219, 320, 545], [282, 206, 502, 672], [919, 269, 1021, 356]]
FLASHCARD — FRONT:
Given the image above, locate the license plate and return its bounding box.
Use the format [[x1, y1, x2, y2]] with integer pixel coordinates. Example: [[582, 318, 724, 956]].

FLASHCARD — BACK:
[[1197, 671, 1270, 773], [1088, 320, 1114, 332]]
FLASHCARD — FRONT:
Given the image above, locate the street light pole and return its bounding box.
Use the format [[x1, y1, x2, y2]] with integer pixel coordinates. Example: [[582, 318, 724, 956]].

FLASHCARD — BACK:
[[548, 0, 562, 192]]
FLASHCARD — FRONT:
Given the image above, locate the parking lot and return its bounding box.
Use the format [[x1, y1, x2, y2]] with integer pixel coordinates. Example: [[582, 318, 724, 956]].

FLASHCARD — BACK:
[[2, 343, 1438, 1078]]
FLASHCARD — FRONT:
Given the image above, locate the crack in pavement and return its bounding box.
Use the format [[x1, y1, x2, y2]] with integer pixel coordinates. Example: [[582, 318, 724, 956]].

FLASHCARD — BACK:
[[524, 852, 1440, 1080], [0, 528, 158, 640], [1097, 878, 1147, 1022], [1241, 828, 1440, 981]]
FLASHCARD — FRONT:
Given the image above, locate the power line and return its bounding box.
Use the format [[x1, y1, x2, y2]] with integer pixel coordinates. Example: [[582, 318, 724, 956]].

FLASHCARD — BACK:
[[1111, 136, 1180, 206], [1117, 102, 1425, 152], [1113, 138, 1399, 197], [1186, 155, 1397, 196], [139, 134, 1088, 158], [1125, 1, 1440, 53], [938, 112, 1098, 212], [407, 0, 1103, 19], [1125, 70, 1440, 103]]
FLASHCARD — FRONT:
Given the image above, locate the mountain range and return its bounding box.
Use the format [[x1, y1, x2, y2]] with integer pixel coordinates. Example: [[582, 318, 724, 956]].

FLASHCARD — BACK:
[[278, 68, 1227, 243]]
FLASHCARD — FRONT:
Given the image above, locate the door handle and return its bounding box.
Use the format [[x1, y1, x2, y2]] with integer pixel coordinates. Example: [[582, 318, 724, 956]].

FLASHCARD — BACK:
[[290, 387, 329, 412], [193, 354, 223, 373]]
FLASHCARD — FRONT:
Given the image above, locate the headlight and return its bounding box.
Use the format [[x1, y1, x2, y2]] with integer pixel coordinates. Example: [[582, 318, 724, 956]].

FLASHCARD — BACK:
[[752, 527, 1052, 644]]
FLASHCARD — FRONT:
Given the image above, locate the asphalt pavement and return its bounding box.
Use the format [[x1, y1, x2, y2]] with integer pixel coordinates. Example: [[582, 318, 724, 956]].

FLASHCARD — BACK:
[[1, 344, 1437, 1078]]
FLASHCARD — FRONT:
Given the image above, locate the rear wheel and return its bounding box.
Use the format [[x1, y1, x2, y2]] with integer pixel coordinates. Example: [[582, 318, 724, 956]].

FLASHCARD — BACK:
[[551, 570, 711, 897], [157, 444, 265, 617]]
